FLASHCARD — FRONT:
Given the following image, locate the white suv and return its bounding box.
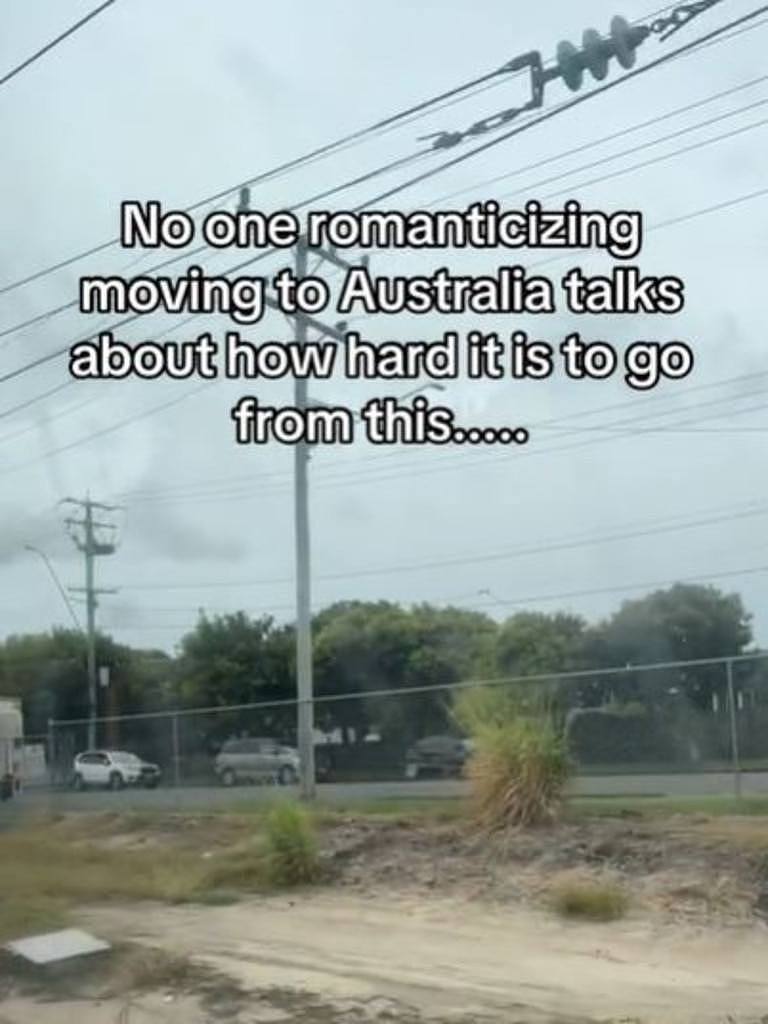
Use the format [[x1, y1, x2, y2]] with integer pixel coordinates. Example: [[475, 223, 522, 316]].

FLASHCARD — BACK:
[[72, 750, 161, 791]]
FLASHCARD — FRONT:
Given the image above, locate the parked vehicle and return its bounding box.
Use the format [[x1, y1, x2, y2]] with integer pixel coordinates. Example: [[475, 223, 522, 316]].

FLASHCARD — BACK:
[[72, 750, 161, 790], [214, 737, 299, 786], [404, 735, 471, 780], [0, 699, 22, 800]]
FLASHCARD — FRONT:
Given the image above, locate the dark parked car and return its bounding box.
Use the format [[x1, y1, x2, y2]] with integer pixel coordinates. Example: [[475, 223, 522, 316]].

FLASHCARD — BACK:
[[404, 735, 471, 780]]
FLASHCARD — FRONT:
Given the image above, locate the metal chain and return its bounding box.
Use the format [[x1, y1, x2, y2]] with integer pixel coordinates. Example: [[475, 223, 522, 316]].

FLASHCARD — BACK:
[[650, 0, 726, 40], [422, 4, 726, 151]]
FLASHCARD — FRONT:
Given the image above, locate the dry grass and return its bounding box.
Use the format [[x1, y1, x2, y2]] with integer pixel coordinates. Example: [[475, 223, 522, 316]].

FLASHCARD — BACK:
[[550, 878, 629, 921], [0, 806, 320, 943]]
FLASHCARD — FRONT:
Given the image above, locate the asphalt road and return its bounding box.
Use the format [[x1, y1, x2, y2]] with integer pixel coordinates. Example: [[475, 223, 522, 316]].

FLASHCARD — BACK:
[[3, 770, 766, 817]]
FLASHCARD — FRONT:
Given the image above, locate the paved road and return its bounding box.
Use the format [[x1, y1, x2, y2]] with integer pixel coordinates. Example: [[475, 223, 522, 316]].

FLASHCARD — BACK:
[[2, 770, 766, 817]]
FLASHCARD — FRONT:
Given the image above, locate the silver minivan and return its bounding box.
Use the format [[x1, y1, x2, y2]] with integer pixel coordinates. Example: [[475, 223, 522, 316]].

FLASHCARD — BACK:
[[214, 737, 299, 786]]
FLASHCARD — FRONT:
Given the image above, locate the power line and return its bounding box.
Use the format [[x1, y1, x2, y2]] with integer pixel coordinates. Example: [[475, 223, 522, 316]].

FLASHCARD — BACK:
[[112, 498, 768, 591], [534, 110, 768, 205], [295, 391, 768, 498], [0, 310, 215, 425], [0, 41, 534, 300], [3, 171, 765, 475], [526, 186, 768, 275], [0, 379, 72, 422], [0, 150, 427, 346], [422, 72, 768, 210], [0, 0, 118, 89], [359, 4, 768, 210], [112, 379, 768, 506], [97, 562, 768, 631], [0, 4, 756, 350], [461, 564, 768, 610], [4, 91, 766, 409], [6, 73, 764, 428], [6, 70, 767, 436], [4, 356, 763, 487], [1, 11, 764, 449], [0, 379, 216, 476], [0, 3, 674, 298]]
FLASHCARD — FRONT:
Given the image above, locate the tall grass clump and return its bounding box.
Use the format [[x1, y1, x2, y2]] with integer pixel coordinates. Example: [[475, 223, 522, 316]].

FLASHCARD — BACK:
[[263, 802, 320, 887], [454, 685, 571, 831]]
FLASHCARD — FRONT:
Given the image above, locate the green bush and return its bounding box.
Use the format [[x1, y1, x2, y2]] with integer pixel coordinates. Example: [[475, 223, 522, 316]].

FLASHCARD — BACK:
[[264, 803, 320, 887]]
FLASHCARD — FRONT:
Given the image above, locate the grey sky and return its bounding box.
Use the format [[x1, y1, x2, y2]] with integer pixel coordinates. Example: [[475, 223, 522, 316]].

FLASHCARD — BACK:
[[1, 0, 766, 654]]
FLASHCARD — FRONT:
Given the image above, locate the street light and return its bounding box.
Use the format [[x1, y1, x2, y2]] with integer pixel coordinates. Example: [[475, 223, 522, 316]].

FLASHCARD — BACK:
[[24, 545, 84, 634], [25, 544, 88, 783]]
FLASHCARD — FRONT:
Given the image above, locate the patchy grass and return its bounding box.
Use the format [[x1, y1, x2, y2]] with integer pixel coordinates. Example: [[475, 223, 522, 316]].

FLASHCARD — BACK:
[[2, 792, 768, 945], [314, 798, 466, 826], [0, 807, 322, 942], [0, 896, 70, 944], [568, 795, 768, 820], [550, 879, 629, 922]]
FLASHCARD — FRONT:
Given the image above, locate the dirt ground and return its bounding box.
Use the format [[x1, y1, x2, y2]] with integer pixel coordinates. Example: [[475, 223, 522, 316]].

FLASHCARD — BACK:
[[79, 893, 768, 1023], [4, 810, 768, 1022], [318, 812, 768, 926]]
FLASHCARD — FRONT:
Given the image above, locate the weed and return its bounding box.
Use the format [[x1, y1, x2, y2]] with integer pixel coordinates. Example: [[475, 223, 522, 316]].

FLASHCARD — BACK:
[[264, 802, 320, 887], [550, 879, 629, 921]]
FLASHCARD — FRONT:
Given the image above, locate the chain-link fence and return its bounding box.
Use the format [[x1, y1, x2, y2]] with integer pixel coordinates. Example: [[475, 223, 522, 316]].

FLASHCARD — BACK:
[[14, 650, 767, 811]]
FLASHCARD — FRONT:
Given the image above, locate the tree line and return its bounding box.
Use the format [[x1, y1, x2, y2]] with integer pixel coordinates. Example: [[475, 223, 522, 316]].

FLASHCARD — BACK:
[[0, 583, 762, 748]]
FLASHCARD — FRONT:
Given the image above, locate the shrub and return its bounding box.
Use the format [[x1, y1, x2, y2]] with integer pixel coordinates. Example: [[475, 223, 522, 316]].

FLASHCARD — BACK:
[[454, 686, 571, 830], [550, 879, 628, 921], [263, 803, 320, 887]]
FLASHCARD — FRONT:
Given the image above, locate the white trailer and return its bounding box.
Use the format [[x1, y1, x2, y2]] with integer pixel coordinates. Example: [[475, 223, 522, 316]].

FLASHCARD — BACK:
[[0, 698, 23, 800]]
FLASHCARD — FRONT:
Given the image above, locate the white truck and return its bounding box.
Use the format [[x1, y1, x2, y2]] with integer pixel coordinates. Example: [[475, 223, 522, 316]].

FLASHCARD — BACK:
[[0, 698, 23, 800]]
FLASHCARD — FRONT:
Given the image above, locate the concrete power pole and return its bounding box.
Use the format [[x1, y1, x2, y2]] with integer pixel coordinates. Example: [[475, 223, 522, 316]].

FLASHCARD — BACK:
[[62, 497, 119, 749], [293, 239, 316, 801], [291, 238, 363, 801], [237, 187, 358, 801]]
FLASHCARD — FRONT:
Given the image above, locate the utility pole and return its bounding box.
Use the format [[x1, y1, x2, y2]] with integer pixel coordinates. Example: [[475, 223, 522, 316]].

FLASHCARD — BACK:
[[291, 238, 363, 800], [293, 238, 316, 801], [62, 497, 120, 749], [238, 186, 357, 801]]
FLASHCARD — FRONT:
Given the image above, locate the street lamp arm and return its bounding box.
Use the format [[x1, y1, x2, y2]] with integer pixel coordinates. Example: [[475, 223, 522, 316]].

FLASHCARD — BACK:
[[24, 545, 85, 634]]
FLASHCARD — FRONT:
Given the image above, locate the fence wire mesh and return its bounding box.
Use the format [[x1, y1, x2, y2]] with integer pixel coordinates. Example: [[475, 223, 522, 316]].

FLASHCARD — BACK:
[[11, 651, 760, 813]]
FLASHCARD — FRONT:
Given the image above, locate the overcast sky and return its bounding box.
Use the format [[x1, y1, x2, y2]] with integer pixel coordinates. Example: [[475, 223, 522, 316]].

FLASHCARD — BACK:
[[1, 0, 766, 657]]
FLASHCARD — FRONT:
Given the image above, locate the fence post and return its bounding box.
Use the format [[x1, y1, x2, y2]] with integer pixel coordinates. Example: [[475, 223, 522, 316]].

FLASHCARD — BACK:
[[172, 713, 180, 788], [47, 718, 55, 788], [726, 658, 742, 799]]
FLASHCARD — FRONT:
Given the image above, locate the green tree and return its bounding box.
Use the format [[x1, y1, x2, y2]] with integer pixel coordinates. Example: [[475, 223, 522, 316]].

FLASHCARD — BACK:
[[0, 628, 154, 731], [494, 611, 588, 677], [584, 584, 753, 709], [175, 612, 296, 748], [314, 601, 495, 744]]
